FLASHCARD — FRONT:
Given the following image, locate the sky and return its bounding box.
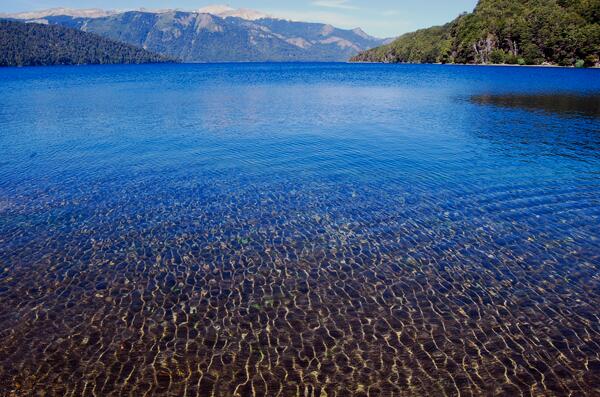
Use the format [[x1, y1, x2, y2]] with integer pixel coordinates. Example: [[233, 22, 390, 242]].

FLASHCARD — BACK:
[[0, 0, 479, 38]]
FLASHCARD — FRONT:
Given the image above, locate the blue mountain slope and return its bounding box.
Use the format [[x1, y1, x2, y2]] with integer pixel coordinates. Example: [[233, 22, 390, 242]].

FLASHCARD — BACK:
[[27, 11, 387, 62]]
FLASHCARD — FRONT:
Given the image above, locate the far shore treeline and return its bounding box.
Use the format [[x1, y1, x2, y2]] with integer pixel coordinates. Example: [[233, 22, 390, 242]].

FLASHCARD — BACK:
[[351, 0, 600, 67]]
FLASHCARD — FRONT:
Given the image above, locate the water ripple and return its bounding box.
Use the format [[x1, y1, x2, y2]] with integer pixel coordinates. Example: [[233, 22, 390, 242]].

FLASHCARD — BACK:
[[0, 64, 599, 396]]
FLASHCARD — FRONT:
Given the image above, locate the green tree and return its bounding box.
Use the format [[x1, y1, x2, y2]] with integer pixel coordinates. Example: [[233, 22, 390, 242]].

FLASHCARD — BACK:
[[0, 20, 172, 67], [351, 0, 600, 67]]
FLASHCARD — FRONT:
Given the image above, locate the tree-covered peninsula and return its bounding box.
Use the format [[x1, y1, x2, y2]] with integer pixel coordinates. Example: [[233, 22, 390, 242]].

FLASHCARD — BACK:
[[0, 20, 171, 67], [351, 0, 600, 67]]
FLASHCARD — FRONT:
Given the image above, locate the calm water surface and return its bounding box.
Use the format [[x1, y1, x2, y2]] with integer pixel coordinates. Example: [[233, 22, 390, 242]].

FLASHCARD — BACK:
[[0, 63, 599, 396]]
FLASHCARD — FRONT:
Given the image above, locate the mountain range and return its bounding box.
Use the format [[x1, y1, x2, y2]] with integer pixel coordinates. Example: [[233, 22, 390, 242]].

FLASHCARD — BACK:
[[352, 0, 599, 67], [2, 6, 389, 63]]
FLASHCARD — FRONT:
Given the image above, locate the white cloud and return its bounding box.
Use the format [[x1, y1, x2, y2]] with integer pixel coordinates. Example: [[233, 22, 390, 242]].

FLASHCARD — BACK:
[[311, 0, 358, 10], [263, 7, 410, 38], [266, 9, 361, 27]]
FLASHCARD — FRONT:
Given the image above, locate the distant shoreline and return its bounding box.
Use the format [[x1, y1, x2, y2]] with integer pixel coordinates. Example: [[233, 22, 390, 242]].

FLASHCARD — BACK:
[[2, 61, 599, 69], [348, 61, 600, 69]]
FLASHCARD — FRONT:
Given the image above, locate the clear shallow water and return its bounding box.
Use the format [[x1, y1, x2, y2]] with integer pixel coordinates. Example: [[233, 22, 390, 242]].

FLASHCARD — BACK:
[[0, 63, 599, 396]]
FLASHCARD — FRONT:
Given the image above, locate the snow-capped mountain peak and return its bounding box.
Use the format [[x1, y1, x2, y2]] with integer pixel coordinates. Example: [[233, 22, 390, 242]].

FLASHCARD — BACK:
[[197, 4, 271, 20], [197, 5, 235, 15]]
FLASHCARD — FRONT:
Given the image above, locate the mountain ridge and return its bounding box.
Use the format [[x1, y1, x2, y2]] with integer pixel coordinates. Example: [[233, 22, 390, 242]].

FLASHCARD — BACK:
[[1, 6, 273, 22], [7, 8, 386, 62]]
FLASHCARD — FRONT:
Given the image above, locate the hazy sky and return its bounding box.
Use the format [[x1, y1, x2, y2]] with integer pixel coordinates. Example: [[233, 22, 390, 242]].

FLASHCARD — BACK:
[[1, 1, 479, 37]]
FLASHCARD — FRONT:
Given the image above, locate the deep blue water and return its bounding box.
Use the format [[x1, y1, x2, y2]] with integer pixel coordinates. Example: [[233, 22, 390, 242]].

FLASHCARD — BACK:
[[0, 63, 599, 395]]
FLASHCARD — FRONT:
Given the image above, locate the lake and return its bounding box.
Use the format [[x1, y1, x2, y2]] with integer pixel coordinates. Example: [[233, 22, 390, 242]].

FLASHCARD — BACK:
[[0, 63, 599, 396]]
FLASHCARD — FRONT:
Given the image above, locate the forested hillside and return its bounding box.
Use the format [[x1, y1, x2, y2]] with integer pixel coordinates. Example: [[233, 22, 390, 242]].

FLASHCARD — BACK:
[[0, 20, 170, 67], [351, 0, 600, 67]]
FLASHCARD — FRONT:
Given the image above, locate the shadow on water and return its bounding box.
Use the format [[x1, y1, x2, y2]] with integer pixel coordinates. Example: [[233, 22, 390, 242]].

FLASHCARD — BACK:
[[471, 93, 600, 119]]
